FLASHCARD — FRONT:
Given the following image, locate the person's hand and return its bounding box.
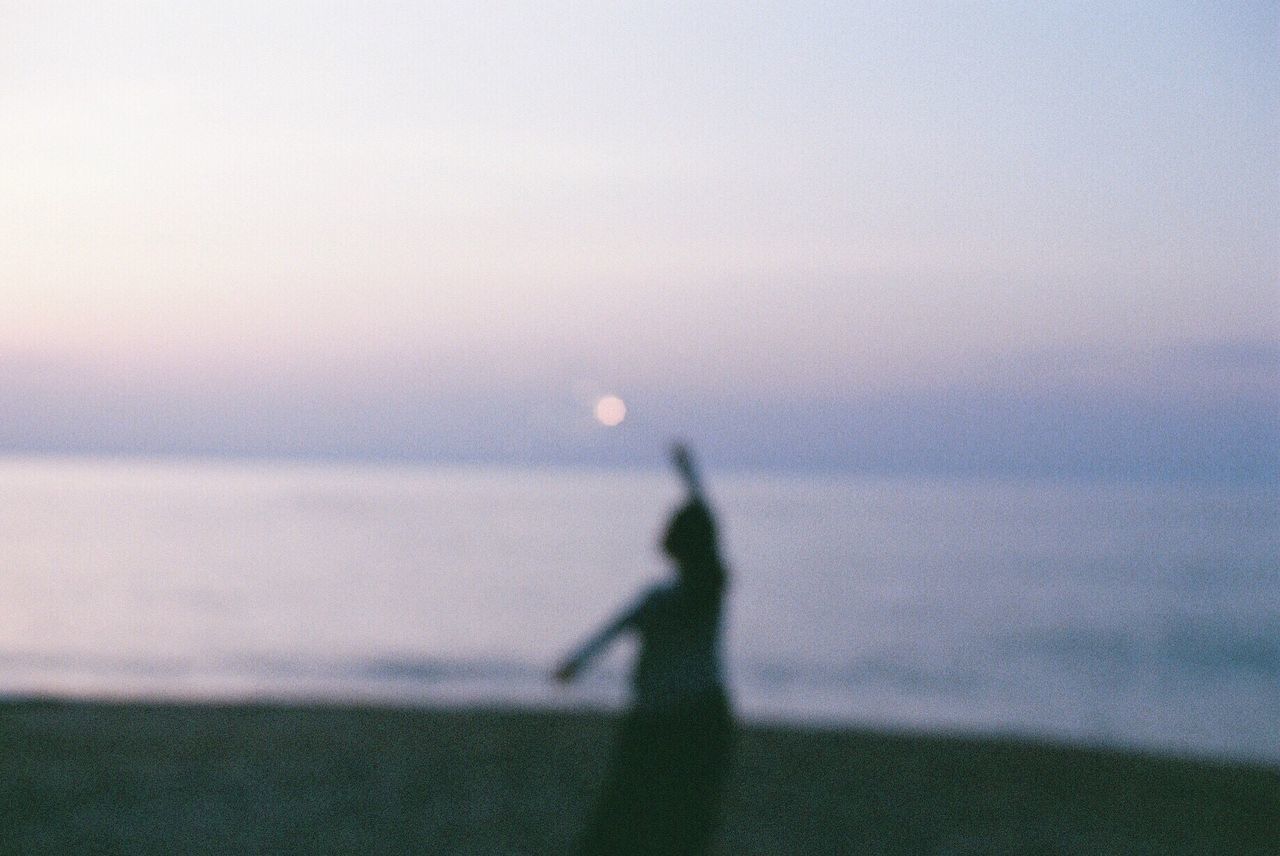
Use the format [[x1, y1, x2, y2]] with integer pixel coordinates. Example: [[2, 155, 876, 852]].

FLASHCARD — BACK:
[[672, 443, 696, 484], [553, 660, 579, 684]]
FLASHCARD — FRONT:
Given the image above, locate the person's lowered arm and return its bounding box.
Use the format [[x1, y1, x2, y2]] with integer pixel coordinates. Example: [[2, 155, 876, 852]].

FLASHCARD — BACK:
[[553, 594, 646, 683]]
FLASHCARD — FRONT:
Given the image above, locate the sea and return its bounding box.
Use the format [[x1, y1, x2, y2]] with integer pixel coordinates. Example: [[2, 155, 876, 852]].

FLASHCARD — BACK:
[[1, 457, 1275, 765]]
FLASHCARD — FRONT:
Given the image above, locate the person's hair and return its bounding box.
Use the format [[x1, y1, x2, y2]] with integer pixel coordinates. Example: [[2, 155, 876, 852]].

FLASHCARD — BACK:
[[662, 499, 727, 601]]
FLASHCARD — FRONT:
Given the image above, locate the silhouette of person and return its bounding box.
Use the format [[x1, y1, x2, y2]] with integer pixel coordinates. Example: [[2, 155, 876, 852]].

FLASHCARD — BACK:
[[554, 444, 734, 856]]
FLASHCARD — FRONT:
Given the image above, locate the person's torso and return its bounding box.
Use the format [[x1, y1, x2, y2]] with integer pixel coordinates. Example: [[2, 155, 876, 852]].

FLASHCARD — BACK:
[[631, 583, 724, 710]]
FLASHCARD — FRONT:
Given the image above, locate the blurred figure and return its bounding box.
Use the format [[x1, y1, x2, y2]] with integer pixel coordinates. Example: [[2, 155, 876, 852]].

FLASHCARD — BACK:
[[554, 444, 734, 856]]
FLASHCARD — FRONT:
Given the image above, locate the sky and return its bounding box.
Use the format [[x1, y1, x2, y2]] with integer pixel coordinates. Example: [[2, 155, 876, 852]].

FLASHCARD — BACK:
[[2, 1, 1276, 478]]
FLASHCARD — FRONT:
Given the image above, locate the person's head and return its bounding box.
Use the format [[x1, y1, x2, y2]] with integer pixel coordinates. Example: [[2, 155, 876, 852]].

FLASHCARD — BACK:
[[662, 499, 715, 562], [662, 498, 723, 584]]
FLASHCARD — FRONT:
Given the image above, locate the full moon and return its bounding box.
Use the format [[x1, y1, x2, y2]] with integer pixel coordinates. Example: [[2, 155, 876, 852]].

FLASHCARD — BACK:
[[594, 395, 627, 427]]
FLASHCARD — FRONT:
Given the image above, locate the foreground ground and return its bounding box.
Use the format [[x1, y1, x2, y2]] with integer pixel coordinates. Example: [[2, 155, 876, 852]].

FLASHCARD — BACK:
[[1, 699, 1275, 855]]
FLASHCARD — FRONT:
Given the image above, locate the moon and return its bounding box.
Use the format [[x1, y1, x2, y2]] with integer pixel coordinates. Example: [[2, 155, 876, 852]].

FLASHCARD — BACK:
[[594, 395, 627, 427]]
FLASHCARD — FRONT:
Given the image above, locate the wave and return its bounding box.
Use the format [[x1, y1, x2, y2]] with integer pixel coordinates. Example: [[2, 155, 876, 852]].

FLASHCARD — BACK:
[[998, 618, 1280, 682]]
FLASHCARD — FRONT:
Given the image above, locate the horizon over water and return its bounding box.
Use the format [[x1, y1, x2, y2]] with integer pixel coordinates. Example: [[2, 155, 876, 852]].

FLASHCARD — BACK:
[[2, 455, 1276, 766]]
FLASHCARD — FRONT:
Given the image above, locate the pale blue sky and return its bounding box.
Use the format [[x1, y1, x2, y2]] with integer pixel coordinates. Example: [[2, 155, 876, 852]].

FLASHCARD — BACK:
[[2, 2, 1276, 474]]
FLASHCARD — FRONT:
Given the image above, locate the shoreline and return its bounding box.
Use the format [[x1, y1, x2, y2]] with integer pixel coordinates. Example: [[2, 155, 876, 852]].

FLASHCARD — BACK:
[[3, 684, 1272, 769], [4, 683, 1272, 771], [3, 698, 1275, 854]]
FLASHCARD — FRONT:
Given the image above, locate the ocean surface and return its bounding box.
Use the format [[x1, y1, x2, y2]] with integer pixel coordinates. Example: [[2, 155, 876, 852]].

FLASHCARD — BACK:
[[1, 457, 1275, 764]]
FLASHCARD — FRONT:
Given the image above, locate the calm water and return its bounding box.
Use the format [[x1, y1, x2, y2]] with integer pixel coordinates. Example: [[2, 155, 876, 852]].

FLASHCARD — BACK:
[[1, 457, 1276, 763]]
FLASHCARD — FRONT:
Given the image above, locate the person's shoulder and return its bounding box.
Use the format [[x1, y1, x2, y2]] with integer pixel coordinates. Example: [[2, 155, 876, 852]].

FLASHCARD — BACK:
[[635, 581, 676, 615], [653, 580, 680, 597], [641, 581, 676, 603]]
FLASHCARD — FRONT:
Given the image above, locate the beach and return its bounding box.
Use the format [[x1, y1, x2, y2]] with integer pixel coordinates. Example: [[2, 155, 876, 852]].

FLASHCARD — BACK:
[[2, 699, 1274, 855]]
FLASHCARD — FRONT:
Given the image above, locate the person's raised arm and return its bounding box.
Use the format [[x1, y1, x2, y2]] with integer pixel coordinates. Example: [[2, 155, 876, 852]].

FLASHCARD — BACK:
[[671, 442, 705, 502], [552, 593, 647, 683]]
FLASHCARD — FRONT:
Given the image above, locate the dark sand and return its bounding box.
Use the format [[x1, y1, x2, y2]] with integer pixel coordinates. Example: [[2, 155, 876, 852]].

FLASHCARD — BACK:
[[2, 699, 1275, 855]]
